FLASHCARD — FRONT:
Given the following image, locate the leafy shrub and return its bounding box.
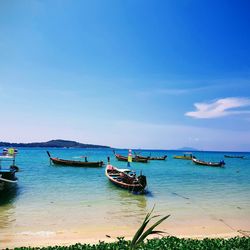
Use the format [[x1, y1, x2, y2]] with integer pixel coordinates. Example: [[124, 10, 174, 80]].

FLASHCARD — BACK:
[[7, 236, 250, 250]]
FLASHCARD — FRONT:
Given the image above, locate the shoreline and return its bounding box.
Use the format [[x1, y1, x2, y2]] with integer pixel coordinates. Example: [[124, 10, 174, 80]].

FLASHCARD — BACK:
[[1, 221, 249, 249], [0, 232, 245, 249]]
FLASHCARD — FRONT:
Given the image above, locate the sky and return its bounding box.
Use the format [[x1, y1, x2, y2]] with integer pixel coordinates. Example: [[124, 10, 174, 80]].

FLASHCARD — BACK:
[[0, 0, 250, 151]]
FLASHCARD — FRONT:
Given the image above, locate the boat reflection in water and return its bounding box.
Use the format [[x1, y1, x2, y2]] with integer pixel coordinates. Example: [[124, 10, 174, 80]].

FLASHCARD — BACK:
[[0, 186, 20, 231], [0, 185, 20, 206], [106, 184, 148, 224]]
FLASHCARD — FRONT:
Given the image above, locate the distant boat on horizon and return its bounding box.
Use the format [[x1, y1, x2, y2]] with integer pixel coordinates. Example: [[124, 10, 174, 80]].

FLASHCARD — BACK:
[[224, 155, 245, 159], [173, 153, 195, 160]]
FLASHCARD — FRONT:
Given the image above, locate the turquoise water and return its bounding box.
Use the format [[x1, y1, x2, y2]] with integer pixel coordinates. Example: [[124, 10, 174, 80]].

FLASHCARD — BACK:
[[0, 148, 250, 244]]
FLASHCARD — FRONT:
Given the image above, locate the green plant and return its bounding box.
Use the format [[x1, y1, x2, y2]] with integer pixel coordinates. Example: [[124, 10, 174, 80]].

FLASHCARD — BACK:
[[130, 206, 170, 249], [9, 236, 250, 249]]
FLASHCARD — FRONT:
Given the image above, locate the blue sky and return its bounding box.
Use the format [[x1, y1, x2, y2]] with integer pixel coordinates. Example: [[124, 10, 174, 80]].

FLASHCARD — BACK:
[[0, 0, 250, 151]]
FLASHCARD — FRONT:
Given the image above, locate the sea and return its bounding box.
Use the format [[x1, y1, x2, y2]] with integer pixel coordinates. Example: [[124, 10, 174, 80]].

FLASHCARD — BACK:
[[0, 148, 250, 246]]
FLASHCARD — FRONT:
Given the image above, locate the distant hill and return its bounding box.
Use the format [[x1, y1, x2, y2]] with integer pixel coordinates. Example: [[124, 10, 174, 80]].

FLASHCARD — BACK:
[[0, 139, 110, 149], [177, 147, 199, 151]]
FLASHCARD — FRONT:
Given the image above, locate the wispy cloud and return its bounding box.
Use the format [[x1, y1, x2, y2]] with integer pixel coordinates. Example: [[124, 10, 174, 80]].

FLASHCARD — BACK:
[[154, 88, 195, 95], [186, 97, 250, 119], [139, 86, 210, 96], [138, 78, 250, 97]]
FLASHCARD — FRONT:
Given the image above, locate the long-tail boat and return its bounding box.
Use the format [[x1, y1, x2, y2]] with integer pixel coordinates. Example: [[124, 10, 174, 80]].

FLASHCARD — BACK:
[[192, 157, 225, 167], [224, 155, 245, 159], [114, 152, 149, 163], [47, 151, 103, 167], [105, 161, 147, 193], [173, 153, 195, 160], [150, 155, 167, 160], [135, 154, 167, 160], [0, 154, 19, 191]]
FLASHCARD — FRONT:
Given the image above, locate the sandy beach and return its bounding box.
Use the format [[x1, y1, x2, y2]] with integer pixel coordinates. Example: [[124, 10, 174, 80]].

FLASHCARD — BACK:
[[1, 216, 249, 249]]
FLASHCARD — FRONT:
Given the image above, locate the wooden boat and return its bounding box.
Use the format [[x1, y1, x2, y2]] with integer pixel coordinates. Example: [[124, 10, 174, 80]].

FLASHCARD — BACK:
[[114, 153, 149, 163], [105, 164, 147, 193], [47, 151, 103, 167], [192, 157, 225, 167], [135, 154, 167, 160], [224, 155, 245, 159], [114, 151, 149, 163], [133, 154, 150, 160], [173, 153, 195, 160], [0, 155, 19, 191], [150, 155, 167, 160]]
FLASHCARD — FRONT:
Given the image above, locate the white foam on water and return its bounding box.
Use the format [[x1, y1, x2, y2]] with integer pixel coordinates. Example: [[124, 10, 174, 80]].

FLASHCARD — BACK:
[[18, 231, 55, 237]]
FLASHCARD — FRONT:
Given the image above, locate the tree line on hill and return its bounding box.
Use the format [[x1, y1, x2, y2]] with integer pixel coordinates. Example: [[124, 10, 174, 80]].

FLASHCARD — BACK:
[[0, 139, 110, 148]]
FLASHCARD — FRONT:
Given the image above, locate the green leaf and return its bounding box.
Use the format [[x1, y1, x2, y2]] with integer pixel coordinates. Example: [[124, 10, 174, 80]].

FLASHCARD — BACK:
[[135, 214, 170, 246], [130, 205, 170, 250], [130, 206, 156, 247]]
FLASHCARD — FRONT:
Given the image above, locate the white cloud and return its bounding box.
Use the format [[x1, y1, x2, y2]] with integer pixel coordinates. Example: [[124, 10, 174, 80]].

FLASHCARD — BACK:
[[186, 97, 250, 119]]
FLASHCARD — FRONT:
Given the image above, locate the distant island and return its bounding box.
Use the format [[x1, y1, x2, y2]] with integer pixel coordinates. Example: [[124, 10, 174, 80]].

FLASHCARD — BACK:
[[0, 139, 110, 149], [176, 147, 199, 151]]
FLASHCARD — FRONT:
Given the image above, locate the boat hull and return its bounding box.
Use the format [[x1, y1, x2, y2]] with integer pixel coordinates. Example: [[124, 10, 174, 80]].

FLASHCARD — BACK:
[[224, 155, 244, 159], [136, 155, 167, 160], [0, 179, 17, 191], [192, 158, 225, 167], [51, 158, 103, 167], [105, 165, 146, 193], [173, 155, 193, 160], [114, 154, 148, 163], [0, 171, 18, 191]]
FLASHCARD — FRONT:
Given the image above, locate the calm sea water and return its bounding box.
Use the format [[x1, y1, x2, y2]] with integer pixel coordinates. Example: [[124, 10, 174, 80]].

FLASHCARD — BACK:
[[0, 148, 250, 241]]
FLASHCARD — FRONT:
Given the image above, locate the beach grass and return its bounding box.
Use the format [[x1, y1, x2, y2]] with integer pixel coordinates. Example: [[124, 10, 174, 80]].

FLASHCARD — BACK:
[[9, 236, 250, 250], [130, 205, 170, 249]]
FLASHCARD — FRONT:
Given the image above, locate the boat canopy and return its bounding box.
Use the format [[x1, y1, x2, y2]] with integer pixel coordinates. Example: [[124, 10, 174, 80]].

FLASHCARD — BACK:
[[118, 169, 131, 173], [0, 155, 14, 160]]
